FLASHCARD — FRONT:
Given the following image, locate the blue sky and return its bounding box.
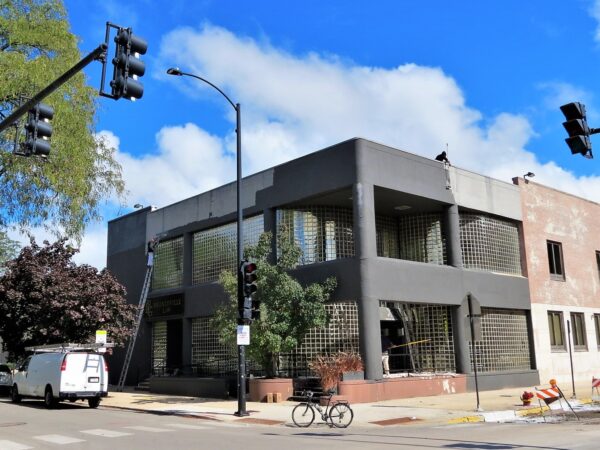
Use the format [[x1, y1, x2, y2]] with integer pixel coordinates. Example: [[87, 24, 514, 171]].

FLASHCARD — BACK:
[[30, 0, 600, 267]]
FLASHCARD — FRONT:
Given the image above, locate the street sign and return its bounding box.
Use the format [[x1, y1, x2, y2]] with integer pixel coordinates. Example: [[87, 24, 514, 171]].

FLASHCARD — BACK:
[[237, 325, 250, 346]]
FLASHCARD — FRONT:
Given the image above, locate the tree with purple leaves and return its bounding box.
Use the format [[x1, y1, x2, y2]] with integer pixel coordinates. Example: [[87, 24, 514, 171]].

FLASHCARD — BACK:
[[0, 238, 135, 360]]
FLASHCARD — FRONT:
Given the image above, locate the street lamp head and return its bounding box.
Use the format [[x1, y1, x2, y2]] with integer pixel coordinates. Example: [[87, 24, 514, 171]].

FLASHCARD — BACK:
[[166, 67, 183, 76]]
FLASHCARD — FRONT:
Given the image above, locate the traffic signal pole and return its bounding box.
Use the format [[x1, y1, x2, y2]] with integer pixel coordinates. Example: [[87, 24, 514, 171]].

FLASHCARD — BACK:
[[0, 43, 107, 135], [166, 68, 248, 416], [235, 102, 249, 417]]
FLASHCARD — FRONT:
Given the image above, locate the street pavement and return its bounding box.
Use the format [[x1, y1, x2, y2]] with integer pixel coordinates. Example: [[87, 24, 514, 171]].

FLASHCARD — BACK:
[[98, 380, 598, 427]]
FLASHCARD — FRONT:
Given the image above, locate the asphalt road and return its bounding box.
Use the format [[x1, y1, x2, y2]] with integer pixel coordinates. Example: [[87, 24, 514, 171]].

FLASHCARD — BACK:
[[1, 396, 600, 449]]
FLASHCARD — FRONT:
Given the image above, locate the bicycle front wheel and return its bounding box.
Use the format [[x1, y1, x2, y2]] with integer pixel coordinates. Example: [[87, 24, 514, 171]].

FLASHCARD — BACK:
[[329, 403, 353, 428], [292, 402, 315, 427]]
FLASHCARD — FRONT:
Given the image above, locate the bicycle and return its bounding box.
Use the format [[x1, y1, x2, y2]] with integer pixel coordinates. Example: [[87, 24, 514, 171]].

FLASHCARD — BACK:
[[291, 390, 353, 428]]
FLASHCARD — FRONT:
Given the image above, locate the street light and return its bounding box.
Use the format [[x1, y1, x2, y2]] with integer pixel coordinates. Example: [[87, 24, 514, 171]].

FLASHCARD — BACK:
[[166, 67, 248, 417]]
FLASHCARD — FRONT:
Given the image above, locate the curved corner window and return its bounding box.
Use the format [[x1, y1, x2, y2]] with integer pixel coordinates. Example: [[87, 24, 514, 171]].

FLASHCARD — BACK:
[[276, 206, 354, 265]]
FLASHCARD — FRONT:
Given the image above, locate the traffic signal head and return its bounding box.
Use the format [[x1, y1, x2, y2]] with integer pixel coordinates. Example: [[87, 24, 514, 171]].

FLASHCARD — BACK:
[[242, 261, 258, 297], [23, 103, 54, 157], [110, 27, 147, 100], [560, 102, 593, 158]]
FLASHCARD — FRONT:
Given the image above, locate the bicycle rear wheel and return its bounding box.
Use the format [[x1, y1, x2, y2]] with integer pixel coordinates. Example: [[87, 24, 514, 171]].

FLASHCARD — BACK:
[[292, 402, 315, 427], [328, 403, 353, 428]]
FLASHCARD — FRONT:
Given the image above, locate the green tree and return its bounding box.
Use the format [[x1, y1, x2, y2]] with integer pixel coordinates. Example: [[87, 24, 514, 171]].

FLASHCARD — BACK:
[[0, 0, 124, 239], [0, 230, 19, 272], [0, 238, 135, 360], [211, 230, 337, 378]]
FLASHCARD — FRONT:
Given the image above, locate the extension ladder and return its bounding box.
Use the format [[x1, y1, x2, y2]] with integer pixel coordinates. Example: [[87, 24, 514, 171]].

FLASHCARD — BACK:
[[116, 243, 155, 392]]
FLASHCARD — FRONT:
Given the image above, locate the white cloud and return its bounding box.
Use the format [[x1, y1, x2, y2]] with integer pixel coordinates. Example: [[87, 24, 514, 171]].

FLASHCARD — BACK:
[[98, 124, 235, 209], [73, 23, 600, 268], [7, 223, 107, 270], [154, 24, 600, 201], [590, 0, 600, 42]]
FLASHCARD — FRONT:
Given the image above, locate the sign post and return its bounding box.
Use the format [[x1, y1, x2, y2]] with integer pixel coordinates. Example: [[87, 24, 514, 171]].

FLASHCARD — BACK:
[[95, 330, 107, 353], [464, 293, 483, 412]]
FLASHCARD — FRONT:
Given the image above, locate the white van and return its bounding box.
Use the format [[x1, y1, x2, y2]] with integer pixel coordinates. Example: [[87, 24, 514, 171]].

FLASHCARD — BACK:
[[11, 343, 111, 408]]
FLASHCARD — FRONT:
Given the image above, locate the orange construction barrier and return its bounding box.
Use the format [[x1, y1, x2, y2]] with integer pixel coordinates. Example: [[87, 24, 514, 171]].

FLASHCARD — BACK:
[[535, 381, 578, 421]]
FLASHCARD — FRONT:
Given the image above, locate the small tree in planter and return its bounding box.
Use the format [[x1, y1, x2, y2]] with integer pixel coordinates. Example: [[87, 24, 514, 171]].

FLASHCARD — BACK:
[[310, 352, 364, 393], [211, 229, 336, 378]]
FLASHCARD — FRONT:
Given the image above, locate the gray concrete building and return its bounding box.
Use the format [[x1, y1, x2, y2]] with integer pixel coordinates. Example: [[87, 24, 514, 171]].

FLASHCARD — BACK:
[[107, 138, 539, 394]]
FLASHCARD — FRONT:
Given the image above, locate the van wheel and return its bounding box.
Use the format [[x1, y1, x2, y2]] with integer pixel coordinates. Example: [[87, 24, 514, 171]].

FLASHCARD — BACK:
[[44, 387, 56, 409], [11, 385, 21, 403], [88, 397, 100, 408]]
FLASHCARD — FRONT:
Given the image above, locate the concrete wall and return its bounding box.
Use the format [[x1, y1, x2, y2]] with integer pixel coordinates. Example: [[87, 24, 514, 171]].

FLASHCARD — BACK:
[[107, 207, 153, 385], [516, 178, 600, 385]]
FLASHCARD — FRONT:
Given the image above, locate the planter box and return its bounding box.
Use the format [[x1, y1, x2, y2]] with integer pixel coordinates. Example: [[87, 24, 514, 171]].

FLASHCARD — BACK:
[[342, 371, 364, 381], [337, 374, 467, 403], [248, 378, 293, 402]]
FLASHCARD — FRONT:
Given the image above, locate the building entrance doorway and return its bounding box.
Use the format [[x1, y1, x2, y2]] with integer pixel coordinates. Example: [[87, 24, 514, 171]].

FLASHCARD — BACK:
[[166, 319, 183, 373], [152, 319, 183, 376]]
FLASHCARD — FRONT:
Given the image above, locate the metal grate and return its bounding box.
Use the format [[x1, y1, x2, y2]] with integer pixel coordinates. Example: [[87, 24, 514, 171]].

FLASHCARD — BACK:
[[191, 317, 237, 375], [151, 321, 167, 375], [398, 214, 447, 265], [470, 308, 532, 372], [376, 215, 400, 258], [459, 213, 522, 275], [152, 237, 184, 290], [277, 207, 354, 265], [192, 215, 264, 284]]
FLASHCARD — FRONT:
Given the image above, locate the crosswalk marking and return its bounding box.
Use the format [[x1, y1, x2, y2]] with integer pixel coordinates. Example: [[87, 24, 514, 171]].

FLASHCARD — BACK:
[[81, 429, 133, 437], [33, 434, 86, 444], [0, 441, 33, 450], [123, 425, 173, 433], [165, 423, 210, 430]]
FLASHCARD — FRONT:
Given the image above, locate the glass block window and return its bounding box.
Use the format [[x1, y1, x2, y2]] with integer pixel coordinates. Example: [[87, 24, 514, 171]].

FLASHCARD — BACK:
[[152, 237, 184, 290], [192, 215, 264, 284], [398, 214, 447, 265], [570, 312, 587, 350], [376, 215, 400, 258], [548, 310, 565, 351], [151, 321, 167, 375], [281, 302, 360, 375], [460, 214, 521, 275], [547, 241, 565, 281], [387, 302, 455, 373], [191, 302, 359, 378], [191, 317, 237, 376], [277, 207, 354, 265], [470, 308, 532, 372]]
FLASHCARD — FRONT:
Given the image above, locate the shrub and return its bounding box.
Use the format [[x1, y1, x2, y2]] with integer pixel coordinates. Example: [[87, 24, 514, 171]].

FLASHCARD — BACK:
[[310, 352, 363, 392]]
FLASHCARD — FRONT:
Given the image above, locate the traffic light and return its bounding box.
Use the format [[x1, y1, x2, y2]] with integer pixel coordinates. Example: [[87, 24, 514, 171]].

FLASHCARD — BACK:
[[238, 261, 259, 324], [242, 261, 258, 297], [110, 27, 147, 100], [22, 103, 54, 157], [560, 102, 594, 158]]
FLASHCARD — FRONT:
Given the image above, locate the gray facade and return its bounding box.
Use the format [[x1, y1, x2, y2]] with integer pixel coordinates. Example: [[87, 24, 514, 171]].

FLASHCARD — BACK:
[[107, 138, 538, 390]]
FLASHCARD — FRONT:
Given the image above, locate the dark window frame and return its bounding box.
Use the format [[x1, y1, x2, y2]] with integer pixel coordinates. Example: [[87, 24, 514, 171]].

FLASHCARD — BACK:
[[570, 312, 588, 351], [547, 240, 565, 281], [594, 314, 600, 349], [548, 311, 566, 351], [596, 251, 600, 281]]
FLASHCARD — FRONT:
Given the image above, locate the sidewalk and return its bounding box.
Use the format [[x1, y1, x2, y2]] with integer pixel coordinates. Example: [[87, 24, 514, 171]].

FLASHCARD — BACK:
[[100, 381, 595, 427]]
